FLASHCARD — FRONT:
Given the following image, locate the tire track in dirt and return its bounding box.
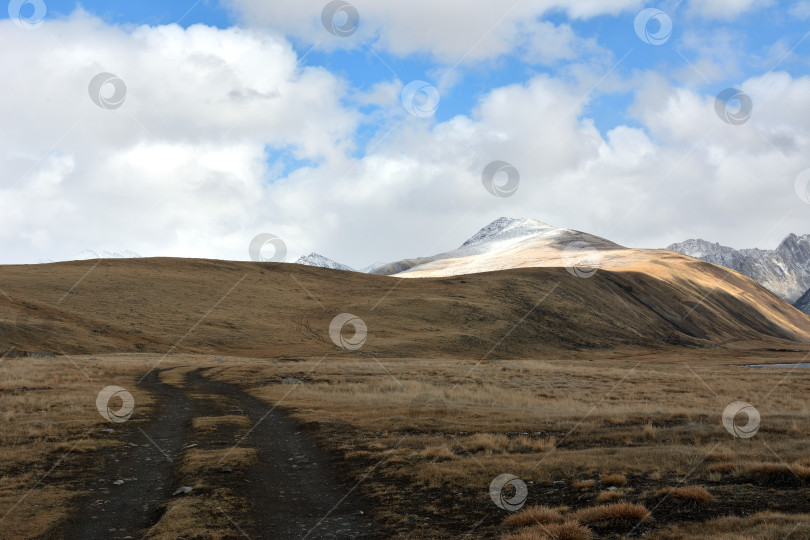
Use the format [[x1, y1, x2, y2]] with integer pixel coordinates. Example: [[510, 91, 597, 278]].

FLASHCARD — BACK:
[[187, 369, 379, 539], [58, 370, 195, 540], [54, 367, 378, 539]]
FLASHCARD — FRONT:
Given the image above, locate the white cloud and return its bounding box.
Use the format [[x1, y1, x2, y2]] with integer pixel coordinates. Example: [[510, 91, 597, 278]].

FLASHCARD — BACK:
[[0, 12, 357, 263], [225, 0, 642, 63], [3, 11, 810, 270], [519, 20, 607, 65], [687, 0, 771, 19]]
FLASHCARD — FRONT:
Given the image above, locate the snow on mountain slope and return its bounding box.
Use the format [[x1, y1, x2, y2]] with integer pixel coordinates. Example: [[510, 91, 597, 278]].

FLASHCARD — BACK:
[[459, 217, 555, 247], [294, 253, 355, 272], [666, 235, 810, 303], [376, 217, 625, 278], [75, 250, 142, 260]]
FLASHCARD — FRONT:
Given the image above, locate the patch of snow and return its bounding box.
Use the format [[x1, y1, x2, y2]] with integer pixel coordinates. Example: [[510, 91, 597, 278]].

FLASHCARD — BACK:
[[294, 253, 355, 272]]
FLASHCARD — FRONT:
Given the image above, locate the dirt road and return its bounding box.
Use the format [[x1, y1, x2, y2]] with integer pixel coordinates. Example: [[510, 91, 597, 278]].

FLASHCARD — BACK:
[[59, 368, 377, 539]]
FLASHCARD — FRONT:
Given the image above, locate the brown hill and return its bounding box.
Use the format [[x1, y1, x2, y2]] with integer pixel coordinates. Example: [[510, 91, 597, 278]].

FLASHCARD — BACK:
[[0, 256, 808, 358]]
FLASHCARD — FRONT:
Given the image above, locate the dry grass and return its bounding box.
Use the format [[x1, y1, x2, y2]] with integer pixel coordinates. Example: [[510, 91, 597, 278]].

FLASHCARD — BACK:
[[148, 386, 255, 539], [657, 485, 713, 502], [6, 348, 810, 538], [0, 355, 163, 538], [572, 479, 596, 491], [600, 473, 627, 487], [659, 511, 810, 539], [191, 415, 251, 433], [739, 461, 810, 480], [570, 502, 651, 525], [501, 521, 593, 540], [420, 445, 456, 461], [595, 489, 625, 502], [461, 433, 510, 453], [147, 490, 246, 540], [200, 351, 810, 537], [178, 448, 258, 477], [503, 506, 564, 528]]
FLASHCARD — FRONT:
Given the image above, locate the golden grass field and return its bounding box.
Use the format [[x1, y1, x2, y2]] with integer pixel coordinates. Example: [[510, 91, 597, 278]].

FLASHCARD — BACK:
[[2, 349, 810, 538]]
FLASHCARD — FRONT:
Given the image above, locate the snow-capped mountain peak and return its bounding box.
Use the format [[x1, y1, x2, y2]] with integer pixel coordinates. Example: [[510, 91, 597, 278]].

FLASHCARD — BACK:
[[294, 253, 355, 272], [461, 217, 554, 248]]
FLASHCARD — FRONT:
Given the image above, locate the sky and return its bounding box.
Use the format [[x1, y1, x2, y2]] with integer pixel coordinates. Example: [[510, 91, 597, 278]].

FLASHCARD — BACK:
[[2, 0, 810, 267]]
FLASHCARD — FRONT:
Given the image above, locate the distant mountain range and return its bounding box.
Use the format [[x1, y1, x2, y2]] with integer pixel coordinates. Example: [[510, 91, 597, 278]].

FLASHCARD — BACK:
[[666, 236, 810, 313], [294, 217, 810, 316], [5, 217, 810, 356]]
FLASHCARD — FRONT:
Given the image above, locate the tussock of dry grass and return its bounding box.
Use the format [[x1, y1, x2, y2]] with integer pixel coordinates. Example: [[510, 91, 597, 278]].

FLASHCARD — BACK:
[[420, 445, 457, 461], [147, 489, 246, 540], [596, 489, 625, 502], [179, 447, 258, 477], [462, 433, 510, 453], [600, 473, 627, 487], [344, 450, 373, 460], [503, 506, 564, 528], [707, 462, 734, 473], [658, 511, 810, 539], [573, 479, 596, 491], [571, 502, 650, 525], [420, 445, 456, 461], [192, 415, 251, 433], [657, 485, 713, 502], [739, 461, 810, 480], [501, 521, 593, 540]]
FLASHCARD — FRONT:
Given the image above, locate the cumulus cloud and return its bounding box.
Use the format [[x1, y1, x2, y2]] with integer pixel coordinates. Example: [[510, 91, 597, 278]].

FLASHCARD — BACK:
[[0, 11, 358, 263], [3, 9, 810, 269], [225, 0, 642, 63]]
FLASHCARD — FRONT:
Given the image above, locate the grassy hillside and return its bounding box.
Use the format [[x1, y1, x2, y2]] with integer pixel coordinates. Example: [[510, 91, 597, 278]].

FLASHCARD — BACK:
[[0, 257, 808, 357]]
